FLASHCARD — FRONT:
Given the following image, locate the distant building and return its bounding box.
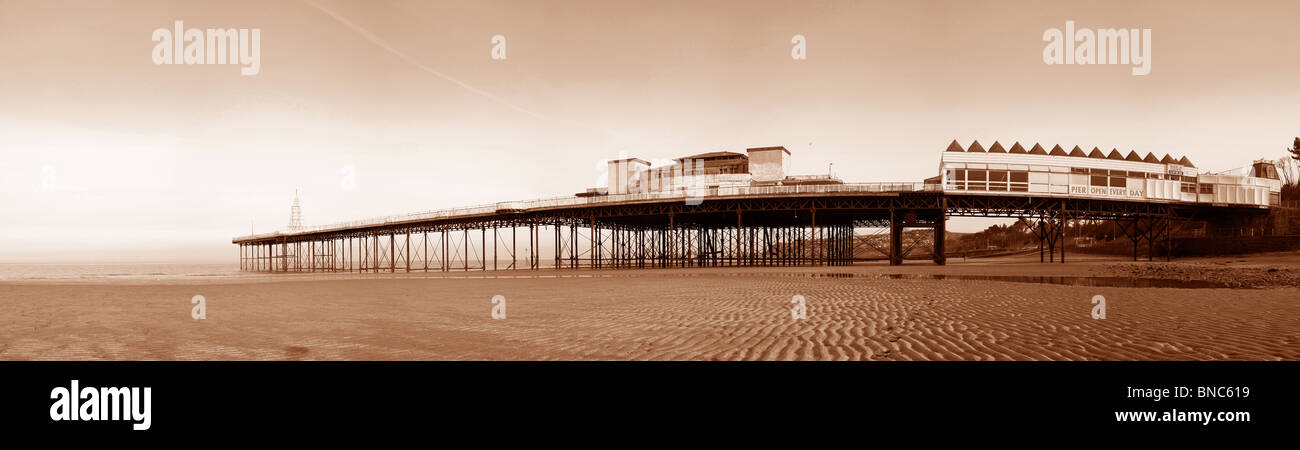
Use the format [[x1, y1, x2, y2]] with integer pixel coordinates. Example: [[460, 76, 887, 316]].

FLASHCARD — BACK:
[[595, 146, 838, 195], [1251, 159, 1279, 180]]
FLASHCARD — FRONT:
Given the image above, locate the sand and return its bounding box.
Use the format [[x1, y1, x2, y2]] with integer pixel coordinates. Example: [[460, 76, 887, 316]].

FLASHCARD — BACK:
[[1096, 252, 1300, 289], [2, 257, 1298, 361]]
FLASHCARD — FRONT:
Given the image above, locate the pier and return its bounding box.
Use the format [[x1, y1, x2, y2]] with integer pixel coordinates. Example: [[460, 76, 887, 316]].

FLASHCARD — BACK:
[[232, 183, 1265, 272]]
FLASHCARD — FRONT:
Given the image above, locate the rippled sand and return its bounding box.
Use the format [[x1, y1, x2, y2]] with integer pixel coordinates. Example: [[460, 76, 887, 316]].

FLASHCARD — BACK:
[[1, 265, 1298, 360]]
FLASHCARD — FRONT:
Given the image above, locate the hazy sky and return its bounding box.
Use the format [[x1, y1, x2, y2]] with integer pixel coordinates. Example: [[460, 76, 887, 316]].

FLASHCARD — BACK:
[[1, 0, 1298, 262]]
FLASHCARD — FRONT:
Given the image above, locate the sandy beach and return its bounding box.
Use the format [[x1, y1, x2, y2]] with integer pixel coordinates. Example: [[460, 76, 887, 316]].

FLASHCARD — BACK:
[[2, 254, 1298, 361]]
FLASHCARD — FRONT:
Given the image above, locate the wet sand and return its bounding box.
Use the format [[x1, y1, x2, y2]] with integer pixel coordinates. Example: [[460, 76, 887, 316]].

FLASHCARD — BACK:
[[2, 256, 1298, 361]]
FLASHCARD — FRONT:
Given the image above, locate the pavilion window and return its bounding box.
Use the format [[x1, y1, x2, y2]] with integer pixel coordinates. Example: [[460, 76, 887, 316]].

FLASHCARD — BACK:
[[967, 170, 986, 190], [1009, 171, 1028, 192], [988, 171, 1008, 191]]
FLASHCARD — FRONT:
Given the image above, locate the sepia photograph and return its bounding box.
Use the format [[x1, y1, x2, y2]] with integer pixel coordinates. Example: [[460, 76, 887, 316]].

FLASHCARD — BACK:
[[1, 0, 1296, 436]]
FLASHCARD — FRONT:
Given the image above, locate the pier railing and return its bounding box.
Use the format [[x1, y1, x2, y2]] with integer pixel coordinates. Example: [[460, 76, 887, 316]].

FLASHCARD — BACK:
[[234, 182, 936, 241]]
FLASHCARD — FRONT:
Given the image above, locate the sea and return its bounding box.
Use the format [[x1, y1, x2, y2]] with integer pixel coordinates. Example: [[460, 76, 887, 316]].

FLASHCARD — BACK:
[[0, 260, 566, 283], [0, 262, 243, 282]]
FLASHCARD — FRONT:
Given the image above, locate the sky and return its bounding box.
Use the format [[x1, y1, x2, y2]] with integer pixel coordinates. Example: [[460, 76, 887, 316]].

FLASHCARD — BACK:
[[1, 0, 1298, 262]]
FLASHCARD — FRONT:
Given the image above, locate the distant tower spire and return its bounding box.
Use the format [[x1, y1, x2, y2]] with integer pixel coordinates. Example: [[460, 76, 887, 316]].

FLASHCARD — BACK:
[[288, 189, 303, 231]]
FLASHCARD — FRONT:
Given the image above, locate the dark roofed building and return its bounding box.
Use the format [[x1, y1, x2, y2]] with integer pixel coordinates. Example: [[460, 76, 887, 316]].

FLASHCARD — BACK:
[[1125, 150, 1142, 161], [671, 151, 749, 175], [988, 141, 1006, 153], [1050, 144, 1068, 156], [1069, 146, 1087, 157], [1178, 156, 1194, 167], [945, 140, 965, 152], [1106, 149, 1124, 160], [1029, 143, 1048, 155], [1144, 152, 1160, 163], [1161, 154, 1176, 164], [967, 140, 986, 152], [676, 151, 746, 161]]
